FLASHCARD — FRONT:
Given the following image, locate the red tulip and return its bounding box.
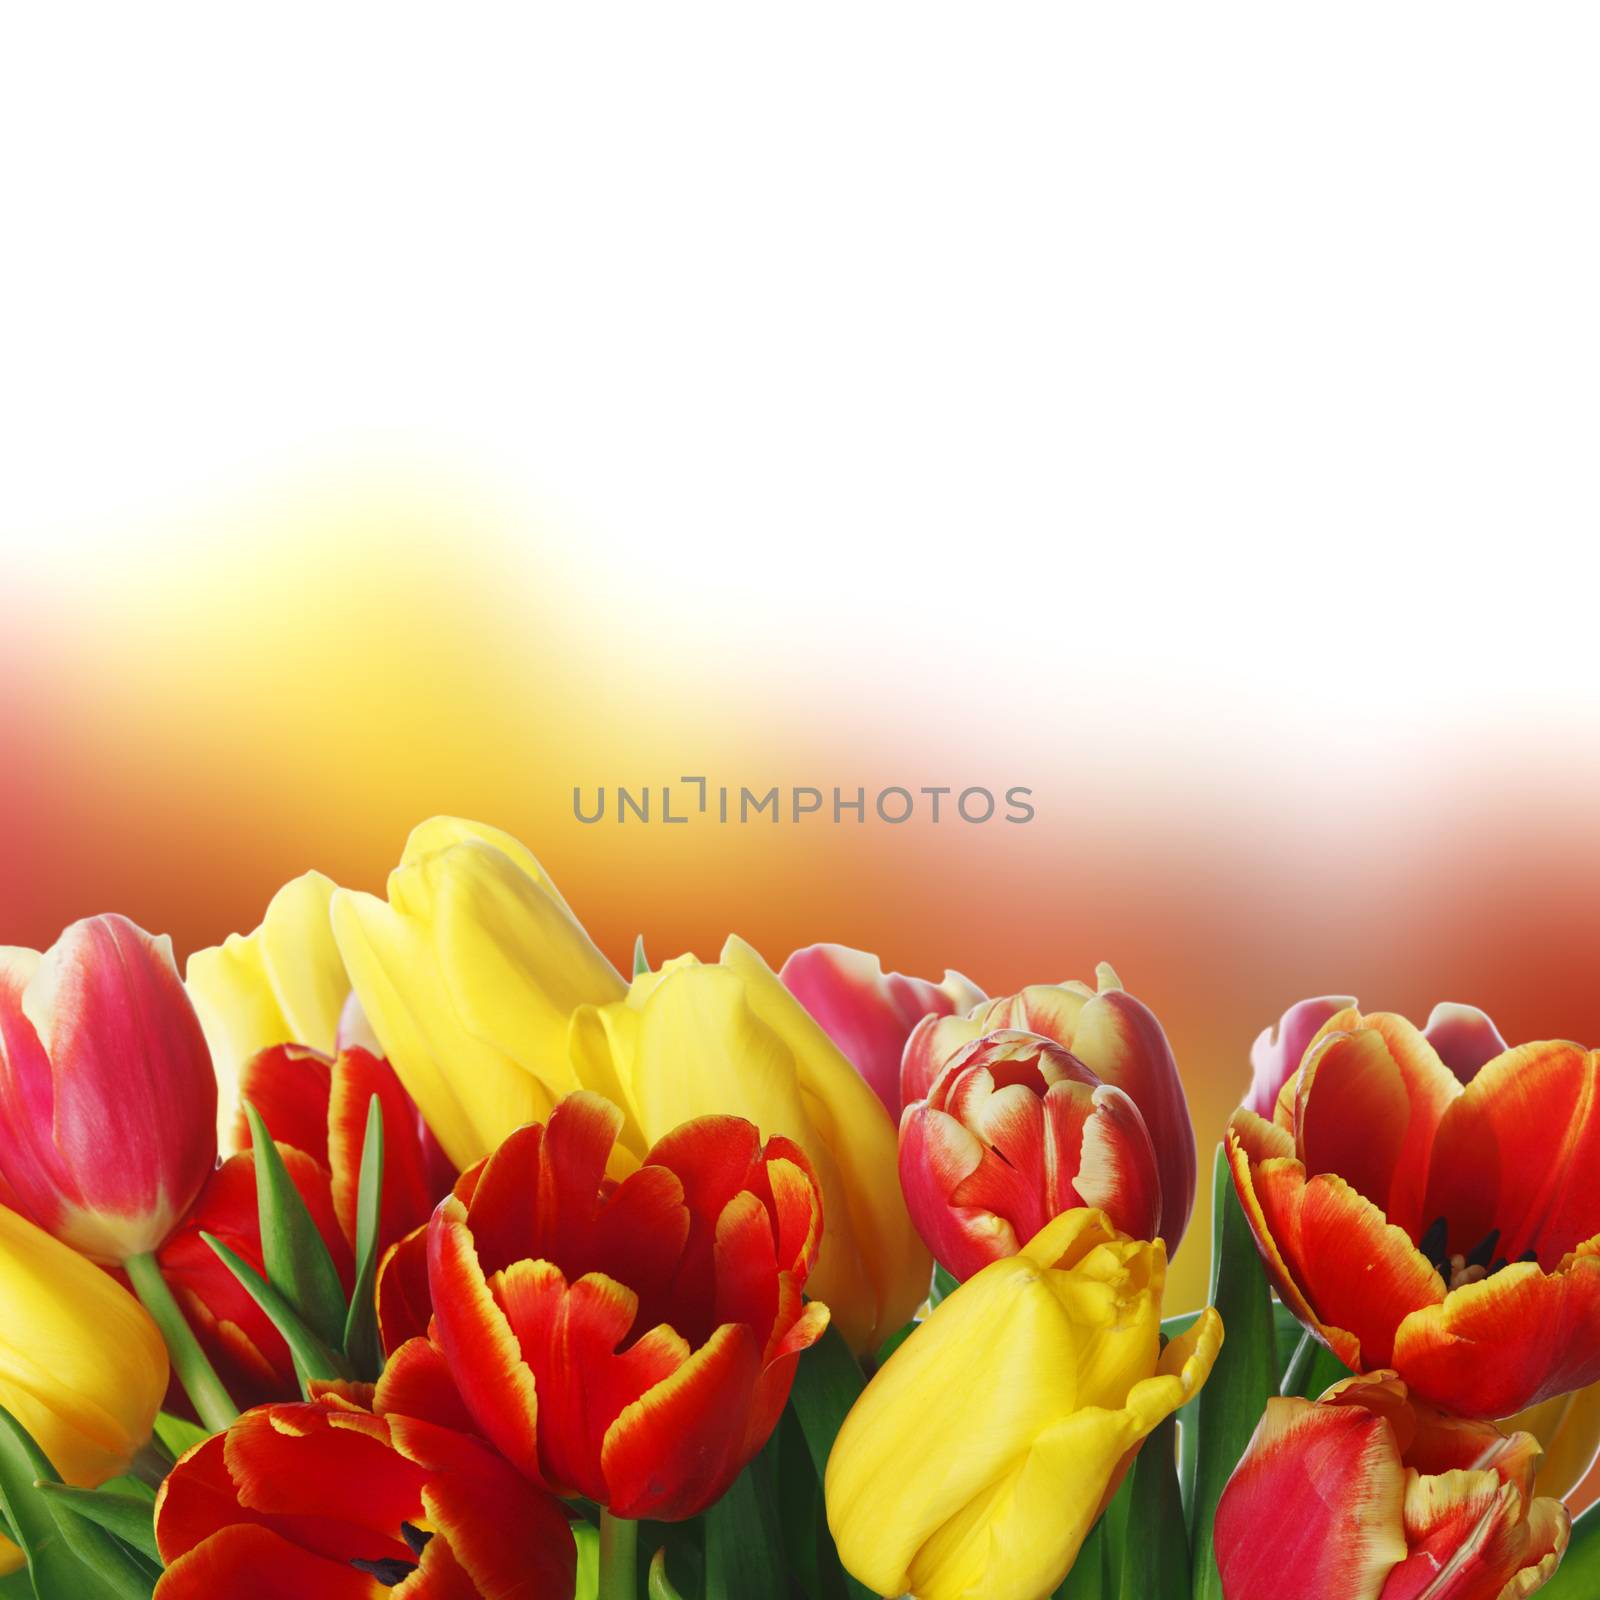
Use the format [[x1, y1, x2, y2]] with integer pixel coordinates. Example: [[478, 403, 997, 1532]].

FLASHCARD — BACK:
[[1215, 1372, 1568, 1600], [898, 1030, 1162, 1280], [1245, 994, 1507, 1116], [902, 964, 1195, 1254], [423, 1090, 829, 1520], [235, 1042, 455, 1260], [780, 943, 983, 1116], [0, 915, 216, 1262], [1230, 1007, 1600, 1416], [157, 1141, 354, 1409], [153, 1358, 575, 1598]]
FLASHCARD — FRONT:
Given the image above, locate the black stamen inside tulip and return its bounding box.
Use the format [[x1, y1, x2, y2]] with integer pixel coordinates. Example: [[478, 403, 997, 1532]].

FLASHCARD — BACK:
[[352, 1556, 419, 1587], [402, 1523, 433, 1558], [1418, 1216, 1450, 1274], [1465, 1228, 1500, 1270]]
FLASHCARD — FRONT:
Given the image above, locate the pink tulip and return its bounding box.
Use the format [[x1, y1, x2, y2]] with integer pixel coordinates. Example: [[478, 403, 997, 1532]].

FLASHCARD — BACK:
[[899, 1029, 1161, 1281], [0, 915, 217, 1262], [902, 963, 1195, 1254], [780, 942, 983, 1116]]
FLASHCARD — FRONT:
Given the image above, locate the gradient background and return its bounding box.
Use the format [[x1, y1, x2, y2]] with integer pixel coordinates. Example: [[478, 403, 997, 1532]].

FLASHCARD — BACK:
[[4, 2, 1599, 1496]]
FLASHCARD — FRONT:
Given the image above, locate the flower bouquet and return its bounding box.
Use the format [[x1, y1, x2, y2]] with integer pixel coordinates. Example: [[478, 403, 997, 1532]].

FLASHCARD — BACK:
[[1, 817, 1594, 1598]]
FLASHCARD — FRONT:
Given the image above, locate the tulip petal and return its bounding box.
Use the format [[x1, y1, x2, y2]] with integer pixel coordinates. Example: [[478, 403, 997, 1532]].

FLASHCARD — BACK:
[[1393, 1246, 1600, 1416], [1299, 1015, 1461, 1239], [426, 1197, 544, 1484], [154, 1523, 381, 1600], [328, 1047, 439, 1257], [1214, 1395, 1407, 1600], [1421, 1003, 1509, 1087], [376, 1225, 435, 1356], [418, 1462, 577, 1599], [601, 1321, 763, 1520], [237, 1045, 334, 1168], [1424, 1042, 1600, 1265], [1229, 1117, 1442, 1370]]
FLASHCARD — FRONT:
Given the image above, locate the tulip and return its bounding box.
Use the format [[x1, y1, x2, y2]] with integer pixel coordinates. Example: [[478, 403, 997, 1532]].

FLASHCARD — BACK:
[[570, 938, 929, 1352], [0, 1204, 168, 1573], [0, 914, 216, 1262], [1244, 993, 1507, 1115], [235, 1042, 454, 1259], [426, 1090, 829, 1520], [153, 1360, 576, 1598], [899, 1029, 1162, 1280], [825, 1207, 1221, 1600], [330, 817, 627, 1169], [1215, 1372, 1568, 1599], [1229, 1008, 1600, 1416], [902, 963, 1196, 1254], [187, 870, 351, 1154], [780, 941, 984, 1116], [157, 1137, 353, 1410]]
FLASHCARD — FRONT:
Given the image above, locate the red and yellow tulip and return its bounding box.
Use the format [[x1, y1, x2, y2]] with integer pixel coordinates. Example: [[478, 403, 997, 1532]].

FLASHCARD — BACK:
[[1215, 1372, 1568, 1599], [0, 915, 216, 1263], [234, 1042, 454, 1262], [779, 941, 983, 1116], [1230, 1006, 1600, 1416], [153, 1364, 575, 1599], [420, 1090, 828, 1520], [902, 963, 1196, 1254], [899, 1029, 1162, 1280]]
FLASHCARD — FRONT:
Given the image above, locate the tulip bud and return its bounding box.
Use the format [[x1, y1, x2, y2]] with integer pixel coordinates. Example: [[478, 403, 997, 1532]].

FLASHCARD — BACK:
[[899, 1030, 1162, 1280], [780, 942, 983, 1116], [331, 817, 628, 1169], [1215, 1373, 1568, 1600], [0, 915, 217, 1262], [187, 870, 349, 1153], [902, 964, 1196, 1254], [0, 1203, 168, 1491], [826, 1208, 1221, 1600]]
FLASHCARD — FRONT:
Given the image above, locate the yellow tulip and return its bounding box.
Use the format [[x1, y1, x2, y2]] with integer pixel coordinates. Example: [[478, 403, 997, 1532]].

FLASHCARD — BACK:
[[569, 937, 931, 1354], [330, 817, 627, 1169], [186, 869, 347, 1151], [1513, 1381, 1600, 1502], [0, 1204, 169, 1574], [825, 1208, 1222, 1600]]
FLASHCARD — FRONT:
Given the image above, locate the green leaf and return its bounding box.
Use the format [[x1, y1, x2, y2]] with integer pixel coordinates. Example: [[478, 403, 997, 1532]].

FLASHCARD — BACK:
[[1543, 1500, 1600, 1596], [1054, 1514, 1107, 1599], [341, 1095, 386, 1377], [1113, 1415, 1188, 1600], [0, 1569, 33, 1597], [152, 1413, 209, 1462], [0, 1408, 148, 1600], [704, 1433, 786, 1600], [1159, 1309, 1200, 1342], [788, 1324, 866, 1481], [201, 1232, 351, 1388], [927, 1263, 959, 1308], [122, 1254, 237, 1435], [633, 935, 650, 978], [1189, 1144, 1277, 1600], [32, 1487, 159, 1563], [648, 1547, 686, 1600], [784, 1327, 873, 1600], [244, 1102, 350, 1351]]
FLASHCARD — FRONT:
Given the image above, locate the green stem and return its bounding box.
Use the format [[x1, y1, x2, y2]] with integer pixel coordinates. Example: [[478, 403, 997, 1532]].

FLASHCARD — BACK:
[[598, 1509, 638, 1600], [125, 1251, 238, 1435]]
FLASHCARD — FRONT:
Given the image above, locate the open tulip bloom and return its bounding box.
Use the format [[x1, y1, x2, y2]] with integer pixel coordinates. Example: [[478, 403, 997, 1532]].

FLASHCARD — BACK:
[[1, 822, 1598, 1599]]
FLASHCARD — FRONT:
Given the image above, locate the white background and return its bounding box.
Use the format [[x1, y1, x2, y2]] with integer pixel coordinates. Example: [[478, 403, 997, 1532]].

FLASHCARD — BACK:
[[3, 5, 1596, 754]]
